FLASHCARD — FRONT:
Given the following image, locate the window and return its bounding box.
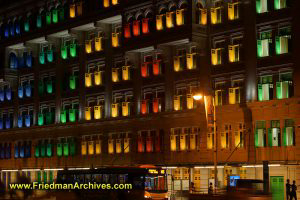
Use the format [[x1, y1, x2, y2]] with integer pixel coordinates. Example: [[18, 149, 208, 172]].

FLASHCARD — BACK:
[[174, 49, 186, 72], [221, 125, 231, 149], [257, 31, 272, 57], [229, 80, 243, 104], [228, 1, 240, 20], [171, 127, 199, 151], [274, 0, 288, 10], [196, 7, 207, 25], [256, 0, 268, 13], [211, 6, 222, 24], [235, 123, 245, 148], [255, 121, 266, 147], [258, 75, 273, 101], [276, 27, 291, 55], [138, 130, 162, 153], [276, 72, 293, 99], [268, 120, 280, 147], [214, 82, 226, 106], [207, 132, 214, 149], [211, 40, 224, 65], [283, 119, 295, 146]]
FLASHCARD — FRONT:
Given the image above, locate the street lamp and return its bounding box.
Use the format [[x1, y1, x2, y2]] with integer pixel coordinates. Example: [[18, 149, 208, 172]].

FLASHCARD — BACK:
[[193, 93, 218, 194]]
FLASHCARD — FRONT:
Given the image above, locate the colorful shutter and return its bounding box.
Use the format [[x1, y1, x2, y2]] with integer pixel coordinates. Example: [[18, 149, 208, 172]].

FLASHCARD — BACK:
[[170, 135, 176, 151], [95, 140, 101, 154], [57, 143, 62, 157], [258, 84, 263, 101], [133, 20, 140, 36], [176, 9, 184, 26], [122, 102, 130, 117], [63, 142, 69, 156], [85, 40, 92, 54], [268, 128, 273, 147], [111, 103, 119, 117], [142, 18, 150, 34], [94, 106, 103, 119], [122, 66, 130, 81], [85, 107, 91, 120], [46, 143, 52, 157], [81, 141, 87, 155], [255, 129, 259, 147], [85, 73, 92, 87], [94, 71, 103, 85], [88, 141, 94, 155], [186, 94, 194, 109], [95, 37, 103, 51]]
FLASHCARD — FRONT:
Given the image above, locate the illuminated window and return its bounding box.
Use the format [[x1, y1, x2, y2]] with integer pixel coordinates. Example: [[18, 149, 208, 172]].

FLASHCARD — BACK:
[[276, 72, 293, 99], [255, 121, 266, 147], [256, 0, 268, 13], [274, 0, 288, 9], [283, 119, 294, 146], [257, 31, 272, 57], [228, 2, 240, 20], [174, 49, 186, 72], [210, 7, 222, 24], [235, 123, 245, 148], [258, 75, 273, 101], [221, 125, 230, 149], [276, 27, 291, 55], [268, 120, 280, 147], [207, 132, 214, 149], [171, 127, 199, 151], [228, 44, 240, 63], [211, 48, 223, 65]]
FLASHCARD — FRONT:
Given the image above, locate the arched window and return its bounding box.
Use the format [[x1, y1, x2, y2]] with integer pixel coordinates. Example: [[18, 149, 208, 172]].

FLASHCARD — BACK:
[[9, 52, 18, 69]]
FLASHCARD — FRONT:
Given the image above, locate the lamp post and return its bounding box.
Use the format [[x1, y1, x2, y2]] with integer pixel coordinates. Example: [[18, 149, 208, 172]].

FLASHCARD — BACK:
[[193, 94, 218, 193]]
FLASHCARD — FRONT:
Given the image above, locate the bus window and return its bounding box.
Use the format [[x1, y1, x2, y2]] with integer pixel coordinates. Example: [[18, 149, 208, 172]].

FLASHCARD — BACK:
[[103, 174, 109, 183]]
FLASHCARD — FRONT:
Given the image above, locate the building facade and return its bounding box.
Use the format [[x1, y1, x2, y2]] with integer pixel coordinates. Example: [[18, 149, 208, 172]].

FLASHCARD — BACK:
[[0, 0, 299, 198]]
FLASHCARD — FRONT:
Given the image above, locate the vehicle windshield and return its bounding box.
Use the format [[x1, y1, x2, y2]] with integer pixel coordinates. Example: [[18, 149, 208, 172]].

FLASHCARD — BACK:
[[145, 169, 167, 191]]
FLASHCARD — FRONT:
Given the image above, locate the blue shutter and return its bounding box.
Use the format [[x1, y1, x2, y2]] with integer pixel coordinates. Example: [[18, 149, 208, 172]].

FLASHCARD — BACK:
[[5, 88, 12, 101], [5, 144, 11, 159], [25, 114, 31, 127], [20, 143, 25, 158], [0, 90, 4, 102], [14, 143, 19, 158]]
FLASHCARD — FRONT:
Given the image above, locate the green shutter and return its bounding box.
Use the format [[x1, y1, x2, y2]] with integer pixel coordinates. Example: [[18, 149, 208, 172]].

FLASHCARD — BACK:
[[275, 36, 281, 54], [63, 142, 69, 156], [46, 80, 53, 94], [38, 113, 44, 126], [268, 128, 273, 147], [274, 0, 279, 9], [24, 18, 30, 32], [258, 84, 263, 101], [283, 127, 287, 146], [276, 82, 282, 99], [69, 109, 76, 122], [257, 40, 262, 57], [69, 75, 77, 90], [46, 12, 51, 25], [46, 143, 52, 157], [255, 129, 259, 147], [43, 171, 47, 183], [57, 143, 62, 157], [37, 15, 42, 28], [35, 144, 40, 157], [40, 143, 46, 157], [70, 140, 76, 156], [60, 110, 67, 123], [47, 50, 54, 62], [256, 0, 261, 13], [52, 9, 58, 23], [38, 80, 44, 95], [37, 171, 41, 183], [61, 45, 68, 59], [39, 52, 45, 64], [70, 43, 77, 58]]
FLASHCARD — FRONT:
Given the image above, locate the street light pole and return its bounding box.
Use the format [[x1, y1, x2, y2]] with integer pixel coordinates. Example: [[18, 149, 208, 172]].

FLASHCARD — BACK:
[[213, 96, 217, 194]]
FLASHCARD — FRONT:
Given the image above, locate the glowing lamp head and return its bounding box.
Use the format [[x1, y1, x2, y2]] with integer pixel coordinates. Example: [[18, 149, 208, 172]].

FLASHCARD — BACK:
[[193, 94, 203, 101]]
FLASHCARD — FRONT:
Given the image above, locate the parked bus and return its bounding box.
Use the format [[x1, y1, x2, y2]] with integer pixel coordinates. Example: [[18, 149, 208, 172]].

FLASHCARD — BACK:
[[56, 165, 168, 200]]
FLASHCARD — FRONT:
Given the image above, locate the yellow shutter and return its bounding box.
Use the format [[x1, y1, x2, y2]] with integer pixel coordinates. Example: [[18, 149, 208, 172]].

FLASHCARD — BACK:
[[228, 3, 234, 20], [176, 9, 184, 26], [112, 33, 119, 47], [85, 73, 92, 87], [228, 45, 235, 63], [116, 139, 122, 153], [94, 71, 103, 86], [70, 4, 76, 18], [81, 141, 87, 155], [229, 88, 236, 104], [221, 132, 226, 148], [95, 140, 101, 154], [108, 139, 114, 154], [95, 37, 103, 52], [122, 66, 130, 81], [215, 90, 222, 106], [173, 56, 181, 72], [180, 134, 186, 151], [211, 8, 217, 24], [194, 169, 201, 190], [166, 12, 174, 28], [124, 137, 130, 153], [190, 134, 196, 150], [122, 102, 130, 117], [170, 135, 176, 151], [187, 94, 194, 109], [211, 49, 217, 65], [103, 0, 110, 8], [88, 141, 94, 155], [85, 40, 92, 54], [186, 53, 196, 70], [235, 131, 240, 147], [111, 103, 119, 117], [207, 133, 213, 149], [112, 68, 119, 82], [94, 105, 103, 119], [200, 8, 207, 25], [85, 107, 91, 120], [173, 95, 181, 111], [156, 14, 164, 30], [112, 0, 118, 5]]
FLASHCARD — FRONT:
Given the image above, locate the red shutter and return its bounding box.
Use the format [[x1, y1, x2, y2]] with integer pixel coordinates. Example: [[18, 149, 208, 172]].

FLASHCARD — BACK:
[[153, 60, 161, 75], [141, 100, 148, 114], [153, 98, 160, 113], [142, 18, 150, 34], [141, 63, 149, 77], [124, 23, 131, 38], [138, 136, 144, 152], [133, 20, 140, 36], [146, 135, 153, 152], [155, 133, 161, 152]]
